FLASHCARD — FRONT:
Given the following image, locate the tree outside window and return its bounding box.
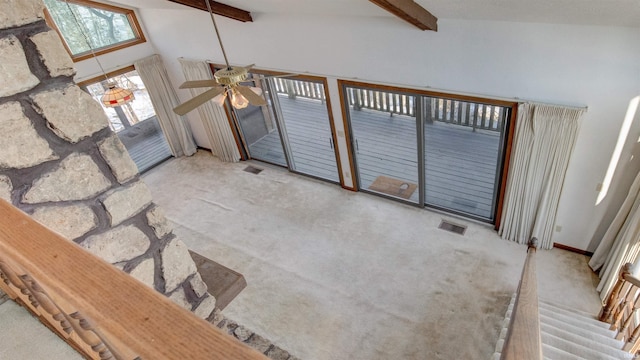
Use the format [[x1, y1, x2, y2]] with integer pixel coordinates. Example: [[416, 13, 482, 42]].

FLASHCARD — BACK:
[[43, 0, 145, 61]]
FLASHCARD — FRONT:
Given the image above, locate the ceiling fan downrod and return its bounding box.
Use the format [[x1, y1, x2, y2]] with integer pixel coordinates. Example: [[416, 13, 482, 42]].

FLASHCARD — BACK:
[[205, 0, 232, 70]]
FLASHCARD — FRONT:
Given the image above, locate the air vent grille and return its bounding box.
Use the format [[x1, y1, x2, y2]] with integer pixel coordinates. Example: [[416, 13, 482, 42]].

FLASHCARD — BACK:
[[438, 220, 467, 235], [243, 165, 263, 175]]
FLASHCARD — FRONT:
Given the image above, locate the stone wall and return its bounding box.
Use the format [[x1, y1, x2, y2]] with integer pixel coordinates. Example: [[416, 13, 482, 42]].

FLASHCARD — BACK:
[[0, 0, 215, 318]]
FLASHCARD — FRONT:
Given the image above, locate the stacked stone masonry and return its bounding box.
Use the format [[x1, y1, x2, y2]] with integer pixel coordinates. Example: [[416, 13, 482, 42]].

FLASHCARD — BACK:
[[0, 0, 214, 320], [210, 310, 301, 360]]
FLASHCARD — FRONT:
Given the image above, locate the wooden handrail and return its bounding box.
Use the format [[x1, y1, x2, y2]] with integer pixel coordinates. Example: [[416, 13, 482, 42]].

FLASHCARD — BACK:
[[500, 238, 543, 360], [0, 199, 266, 360]]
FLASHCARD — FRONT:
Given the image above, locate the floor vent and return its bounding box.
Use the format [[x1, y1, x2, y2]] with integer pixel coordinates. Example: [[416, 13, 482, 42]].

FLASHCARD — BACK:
[[438, 220, 467, 235], [243, 165, 263, 175]]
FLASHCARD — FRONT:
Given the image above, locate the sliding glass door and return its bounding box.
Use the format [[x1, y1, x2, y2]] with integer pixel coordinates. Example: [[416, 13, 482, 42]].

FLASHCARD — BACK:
[[233, 84, 288, 167], [83, 69, 171, 172], [232, 74, 340, 183], [346, 88, 419, 204], [269, 78, 339, 182], [343, 83, 511, 222], [422, 98, 508, 219]]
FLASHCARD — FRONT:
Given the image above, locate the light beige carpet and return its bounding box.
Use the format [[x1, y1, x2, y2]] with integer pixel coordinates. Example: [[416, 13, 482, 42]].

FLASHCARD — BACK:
[[0, 300, 83, 359], [143, 151, 601, 360]]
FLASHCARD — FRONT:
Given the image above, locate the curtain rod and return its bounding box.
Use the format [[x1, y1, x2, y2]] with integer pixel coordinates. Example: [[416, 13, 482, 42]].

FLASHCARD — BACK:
[[178, 57, 589, 111], [522, 100, 588, 111]]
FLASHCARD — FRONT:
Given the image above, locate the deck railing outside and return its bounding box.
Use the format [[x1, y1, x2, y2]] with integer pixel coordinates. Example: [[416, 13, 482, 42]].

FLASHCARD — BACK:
[[271, 78, 505, 132], [600, 263, 640, 354], [0, 199, 266, 360], [500, 238, 543, 360], [272, 77, 326, 102]]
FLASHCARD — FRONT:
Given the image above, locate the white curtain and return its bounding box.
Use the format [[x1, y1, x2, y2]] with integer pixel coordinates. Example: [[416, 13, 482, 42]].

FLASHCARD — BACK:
[[589, 171, 640, 302], [178, 58, 241, 163], [499, 103, 584, 249], [134, 54, 196, 157]]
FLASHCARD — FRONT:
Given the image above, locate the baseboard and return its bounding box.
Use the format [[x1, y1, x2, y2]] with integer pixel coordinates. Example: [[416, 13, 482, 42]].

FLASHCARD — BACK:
[[553, 242, 594, 257]]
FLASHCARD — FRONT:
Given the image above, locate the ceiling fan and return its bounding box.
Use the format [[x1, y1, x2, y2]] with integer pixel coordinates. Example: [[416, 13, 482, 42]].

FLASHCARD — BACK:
[[173, 0, 269, 116]]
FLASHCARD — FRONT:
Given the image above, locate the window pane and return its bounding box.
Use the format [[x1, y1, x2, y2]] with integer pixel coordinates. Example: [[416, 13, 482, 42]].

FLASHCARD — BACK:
[[423, 99, 506, 220], [234, 74, 288, 167], [347, 87, 420, 204], [272, 79, 340, 182], [84, 69, 172, 172], [44, 0, 137, 55]]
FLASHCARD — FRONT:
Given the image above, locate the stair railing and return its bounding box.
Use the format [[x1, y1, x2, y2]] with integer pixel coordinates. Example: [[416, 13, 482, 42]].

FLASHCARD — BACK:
[[0, 199, 266, 360], [500, 238, 543, 360], [600, 262, 640, 354]]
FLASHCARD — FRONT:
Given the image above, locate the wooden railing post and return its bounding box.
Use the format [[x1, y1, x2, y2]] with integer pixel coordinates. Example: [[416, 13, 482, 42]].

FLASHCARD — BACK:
[[624, 324, 640, 352], [599, 263, 633, 322], [500, 238, 542, 360], [597, 262, 640, 355], [616, 293, 640, 340]]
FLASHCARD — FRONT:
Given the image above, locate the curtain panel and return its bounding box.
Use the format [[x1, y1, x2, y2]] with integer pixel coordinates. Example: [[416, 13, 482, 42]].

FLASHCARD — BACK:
[[589, 171, 640, 302], [134, 54, 196, 157], [178, 58, 241, 163], [499, 103, 584, 249]]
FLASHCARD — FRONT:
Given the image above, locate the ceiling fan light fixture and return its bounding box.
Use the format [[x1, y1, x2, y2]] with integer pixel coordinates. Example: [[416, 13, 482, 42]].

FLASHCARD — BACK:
[[172, 1, 272, 115], [230, 88, 249, 109], [101, 82, 135, 107], [212, 92, 227, 106]]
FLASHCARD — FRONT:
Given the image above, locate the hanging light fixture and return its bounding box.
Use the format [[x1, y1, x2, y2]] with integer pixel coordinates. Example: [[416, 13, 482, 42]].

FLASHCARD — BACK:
[[101, 82, 135, 106], [65, 0, 134, 107]]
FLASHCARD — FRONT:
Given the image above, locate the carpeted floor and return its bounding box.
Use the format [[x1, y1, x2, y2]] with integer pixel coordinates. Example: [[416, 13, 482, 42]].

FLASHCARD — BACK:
[[143, 150, 602, 360]]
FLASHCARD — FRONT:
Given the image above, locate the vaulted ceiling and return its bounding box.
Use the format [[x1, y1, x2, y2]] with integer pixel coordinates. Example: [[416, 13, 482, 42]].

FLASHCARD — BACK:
[[120, 0, 640, 28]]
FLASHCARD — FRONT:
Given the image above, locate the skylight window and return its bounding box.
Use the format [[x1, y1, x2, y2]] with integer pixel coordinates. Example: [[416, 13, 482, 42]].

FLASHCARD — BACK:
[[43, 0, 145, 61]]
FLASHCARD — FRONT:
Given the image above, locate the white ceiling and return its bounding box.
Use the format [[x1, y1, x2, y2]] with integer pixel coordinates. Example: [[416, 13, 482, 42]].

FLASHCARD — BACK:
[[114, 0, 640, 28]]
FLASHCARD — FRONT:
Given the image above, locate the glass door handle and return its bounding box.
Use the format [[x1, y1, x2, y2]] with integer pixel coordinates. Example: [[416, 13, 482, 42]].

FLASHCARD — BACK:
[[356, 139, 359, 153], [330, 138, 334, 149]]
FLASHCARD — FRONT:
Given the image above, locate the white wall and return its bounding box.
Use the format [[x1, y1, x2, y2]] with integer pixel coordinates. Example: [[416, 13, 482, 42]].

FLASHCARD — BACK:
[[136, 7, 640, 251]]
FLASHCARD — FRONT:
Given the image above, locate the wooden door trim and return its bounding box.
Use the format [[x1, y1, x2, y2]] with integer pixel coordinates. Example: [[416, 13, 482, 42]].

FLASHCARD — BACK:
[[336, 81, 359, 191], [494, 103, 518, 229]]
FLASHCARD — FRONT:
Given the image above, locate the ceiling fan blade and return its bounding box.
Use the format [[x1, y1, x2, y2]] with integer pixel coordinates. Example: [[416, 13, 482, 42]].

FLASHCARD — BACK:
[[178, 79, 220, 89], [236, 85, 266, 107], [243, 64, 256, 70], [174, 87, 226, 115]]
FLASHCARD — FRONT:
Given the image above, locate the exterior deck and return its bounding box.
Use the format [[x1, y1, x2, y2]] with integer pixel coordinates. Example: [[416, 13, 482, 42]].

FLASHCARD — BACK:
[[248, 94, 503, 220], [118, 116, 172, 173]]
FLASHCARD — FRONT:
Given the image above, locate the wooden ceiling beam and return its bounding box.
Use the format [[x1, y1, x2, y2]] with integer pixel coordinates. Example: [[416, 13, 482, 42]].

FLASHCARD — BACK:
[[168, 0, 253, 22], [369, 0, 437, 31]]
